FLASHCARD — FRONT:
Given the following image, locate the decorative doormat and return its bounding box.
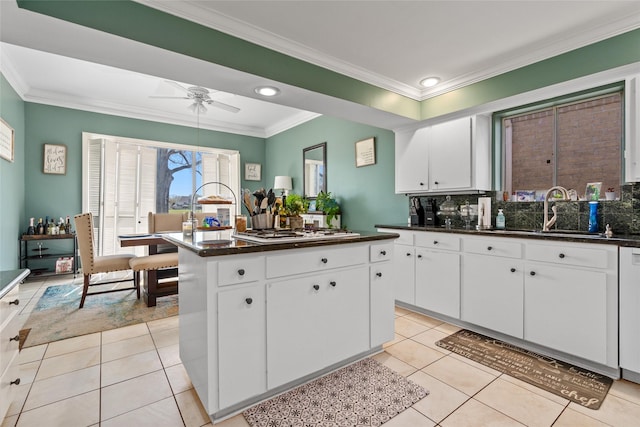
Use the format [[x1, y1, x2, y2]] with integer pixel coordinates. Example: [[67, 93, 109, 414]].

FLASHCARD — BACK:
[[20, 284, 178, 348], [436, 329, 613, 410], [243, 358, 428, 427]]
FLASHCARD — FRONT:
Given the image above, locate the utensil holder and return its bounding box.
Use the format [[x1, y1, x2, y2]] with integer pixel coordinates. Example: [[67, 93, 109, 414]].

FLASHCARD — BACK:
[[252, 213, 274, 229]]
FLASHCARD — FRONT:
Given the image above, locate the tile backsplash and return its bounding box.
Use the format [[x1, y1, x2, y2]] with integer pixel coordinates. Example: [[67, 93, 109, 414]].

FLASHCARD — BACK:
[[412, 183, 640, 235]]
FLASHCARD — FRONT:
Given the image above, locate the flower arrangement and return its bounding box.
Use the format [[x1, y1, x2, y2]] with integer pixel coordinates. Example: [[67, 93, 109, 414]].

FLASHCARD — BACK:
[[284, 193, 309, 217]]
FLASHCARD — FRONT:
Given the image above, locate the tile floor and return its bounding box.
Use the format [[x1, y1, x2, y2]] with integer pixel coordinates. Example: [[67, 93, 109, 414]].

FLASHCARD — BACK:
[[3, 276, 640, 427]]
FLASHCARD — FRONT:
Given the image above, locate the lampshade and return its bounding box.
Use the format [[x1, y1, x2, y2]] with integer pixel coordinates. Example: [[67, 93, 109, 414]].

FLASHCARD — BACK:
[[274, 175, 292, 191]]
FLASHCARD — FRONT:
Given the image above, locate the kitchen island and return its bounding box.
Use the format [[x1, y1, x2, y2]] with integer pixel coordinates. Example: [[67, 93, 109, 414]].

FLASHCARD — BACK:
[[163, 230, 398, 423]]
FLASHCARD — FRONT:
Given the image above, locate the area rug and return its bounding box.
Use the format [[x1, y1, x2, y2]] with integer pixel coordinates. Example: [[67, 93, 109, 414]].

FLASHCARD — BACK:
[[20, 284, 178, 348], [243, 358, 428, 427], [436, 329, 612, 410]]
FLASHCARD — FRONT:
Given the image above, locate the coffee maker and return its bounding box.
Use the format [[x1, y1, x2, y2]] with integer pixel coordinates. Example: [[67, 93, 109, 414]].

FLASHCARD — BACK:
[[424, 198, 439, 226]]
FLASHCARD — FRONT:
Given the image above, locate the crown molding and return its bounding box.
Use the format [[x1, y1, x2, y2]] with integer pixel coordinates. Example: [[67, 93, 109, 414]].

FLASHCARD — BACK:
[[138, 0, 640, 101]]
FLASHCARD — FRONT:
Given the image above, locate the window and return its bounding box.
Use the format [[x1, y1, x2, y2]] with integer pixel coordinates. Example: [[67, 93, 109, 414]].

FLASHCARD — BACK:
[[82, 133, 239, 255], [500, 87, 623, 197]]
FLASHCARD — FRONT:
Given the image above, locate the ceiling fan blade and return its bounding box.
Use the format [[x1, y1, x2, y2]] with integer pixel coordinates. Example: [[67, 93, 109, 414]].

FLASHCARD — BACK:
[[149, 96, 190, 99], [164, 80, 190, 93], [208, 100, 241, 113]]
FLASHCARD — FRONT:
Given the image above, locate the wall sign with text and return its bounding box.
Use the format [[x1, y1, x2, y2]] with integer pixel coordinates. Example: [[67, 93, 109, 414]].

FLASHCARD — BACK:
[[43, 143, 67, 174]]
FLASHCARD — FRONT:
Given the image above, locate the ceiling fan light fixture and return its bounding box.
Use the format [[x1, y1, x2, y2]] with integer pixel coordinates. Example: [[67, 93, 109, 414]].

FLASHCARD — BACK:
[[255, 86, 280, 97], [420, 77, 440, 88]]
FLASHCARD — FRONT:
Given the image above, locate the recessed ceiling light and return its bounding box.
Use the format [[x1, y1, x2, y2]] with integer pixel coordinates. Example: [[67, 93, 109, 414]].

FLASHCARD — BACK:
[[420, 77, 440, 88], [255, 86, 280, 97]]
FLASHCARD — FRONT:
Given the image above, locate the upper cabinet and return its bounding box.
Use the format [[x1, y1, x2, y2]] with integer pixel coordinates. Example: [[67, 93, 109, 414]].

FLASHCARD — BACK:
[[625, 75, 639, 183], [395, 115, 491, 194]]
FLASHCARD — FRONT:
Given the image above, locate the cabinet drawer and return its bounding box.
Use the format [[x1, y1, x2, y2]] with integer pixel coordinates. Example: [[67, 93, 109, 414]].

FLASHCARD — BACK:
[[218, 256, 265, 286], [0, 316, 20, 376], [377, 228, 412, 245], [0, 355, 19, 421], [415, 232, 460, 251], [370, 243, 393, 263], [464, 238, 522, 259], [0, 286, 19, 329], [526, 243, 609, 269], [266, 245, 368, 278]]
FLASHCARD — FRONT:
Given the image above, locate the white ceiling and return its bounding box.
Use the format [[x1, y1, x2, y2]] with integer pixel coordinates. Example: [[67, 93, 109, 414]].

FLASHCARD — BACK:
[[1, 0, 639, 137]]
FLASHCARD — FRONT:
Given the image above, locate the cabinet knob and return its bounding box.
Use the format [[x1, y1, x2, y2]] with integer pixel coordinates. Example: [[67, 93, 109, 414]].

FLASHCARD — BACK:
[[9, 299, 19, 306], [419, 182, 425, 186], [10, 378, 20, 386], [380, 250, 387, 256], [376, 272, 383, 278], [433, 240, 438, 245], [510, 268, 516, 273], [434, 181, 439, 185], [321, 258, 328, 264], [487, 246, 493, 251], [245, 297, 253, 305], [313, 284, 320, 291], [530, 271, 536, 276], [558, 253, 565, 259], [330, 281, 337, 287], [406, 253, 412, 257], [10, 334, 20, 342], [237, 269, 245, 276], [417, 254, 423, 259]]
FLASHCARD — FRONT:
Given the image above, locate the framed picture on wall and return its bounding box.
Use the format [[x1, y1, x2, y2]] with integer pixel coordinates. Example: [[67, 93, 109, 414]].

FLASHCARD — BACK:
[[0, 117, 14, 162], [355, 137, 376, 167], [43, 143, 67, 174], [245, 163, 261, 181]]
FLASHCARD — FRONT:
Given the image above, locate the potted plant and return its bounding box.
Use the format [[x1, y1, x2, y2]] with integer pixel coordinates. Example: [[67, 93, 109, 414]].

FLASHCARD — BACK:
[[605, 187, 616, 201], [285, 193, 309, 229], [315, 191, 341, 228]]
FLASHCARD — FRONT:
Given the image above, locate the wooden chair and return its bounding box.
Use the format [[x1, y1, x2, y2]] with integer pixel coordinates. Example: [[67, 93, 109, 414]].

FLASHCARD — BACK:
[[74, 213, 139, 309], [148, 212, 184, 254]]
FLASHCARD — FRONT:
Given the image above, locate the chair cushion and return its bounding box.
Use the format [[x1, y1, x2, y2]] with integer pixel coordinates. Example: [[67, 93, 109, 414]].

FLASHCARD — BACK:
[[129, 253, 179, 271], [93, 254, 136, 273]]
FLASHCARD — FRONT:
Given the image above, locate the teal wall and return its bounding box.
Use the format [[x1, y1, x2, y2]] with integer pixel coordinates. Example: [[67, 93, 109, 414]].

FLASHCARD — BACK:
[[0, 74, 26, 270], [265, 116, 407, 231], [23, 103, 265, 226]]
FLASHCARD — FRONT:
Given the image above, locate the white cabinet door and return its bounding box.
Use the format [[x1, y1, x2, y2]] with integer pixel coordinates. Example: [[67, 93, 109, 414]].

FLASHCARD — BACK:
[[415, 249, 460, 318], [266, 267, 369, 389], [371, 263, 395, 347], [393, 244, 415, 304], [218, 283, 266, 408], [395, 127, 430, 193], [524, 262, 608, 364], [462, 254, 524, 338], [267, 276, 325, 389], [323, 266, 370, 365], [620, 247, 640, 372], [429, 117, 472, 191]]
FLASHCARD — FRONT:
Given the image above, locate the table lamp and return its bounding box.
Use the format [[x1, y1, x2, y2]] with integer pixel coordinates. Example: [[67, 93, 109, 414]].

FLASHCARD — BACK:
[[274, 175, 293, 207]]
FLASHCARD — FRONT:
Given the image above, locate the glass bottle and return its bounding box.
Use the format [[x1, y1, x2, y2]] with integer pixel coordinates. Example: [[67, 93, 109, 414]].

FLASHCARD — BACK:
[[27, 217, 35, 235], [588, 201, 598, 233], [36, 218, 44, 235]]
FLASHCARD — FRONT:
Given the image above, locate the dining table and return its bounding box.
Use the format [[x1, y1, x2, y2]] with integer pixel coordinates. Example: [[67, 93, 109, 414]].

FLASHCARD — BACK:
[[119, 233, 178, 307]]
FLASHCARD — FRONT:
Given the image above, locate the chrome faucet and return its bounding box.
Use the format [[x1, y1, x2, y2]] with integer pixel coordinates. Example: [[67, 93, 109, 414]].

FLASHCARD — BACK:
[[543, 186, 570, 231]]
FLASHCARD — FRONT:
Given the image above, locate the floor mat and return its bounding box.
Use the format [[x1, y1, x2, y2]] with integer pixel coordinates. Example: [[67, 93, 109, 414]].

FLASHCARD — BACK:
[[20, 283, 177, 348], [243, 358, 428, 426], [436, 329, 612, 410]]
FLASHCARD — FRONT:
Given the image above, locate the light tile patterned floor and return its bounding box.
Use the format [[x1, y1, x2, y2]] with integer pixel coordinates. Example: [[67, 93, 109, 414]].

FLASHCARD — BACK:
[[3, 277, 640, 426]]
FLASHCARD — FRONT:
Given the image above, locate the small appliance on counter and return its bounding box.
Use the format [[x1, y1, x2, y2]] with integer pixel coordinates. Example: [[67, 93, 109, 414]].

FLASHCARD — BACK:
[[410, 197, 425, 226], [425, 198, 439, 226], [477, 197, 492, 229]]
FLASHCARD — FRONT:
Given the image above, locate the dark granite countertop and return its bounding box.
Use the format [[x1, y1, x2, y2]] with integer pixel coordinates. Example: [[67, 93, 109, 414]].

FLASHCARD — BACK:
[[0, 269, 30, 300], [376, 224, 640, 248], [163, 230, 399, 257]]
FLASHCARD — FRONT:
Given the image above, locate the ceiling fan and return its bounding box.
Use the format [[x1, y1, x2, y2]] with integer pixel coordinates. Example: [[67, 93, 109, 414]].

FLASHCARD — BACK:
[[150, 80, 240, 114]]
